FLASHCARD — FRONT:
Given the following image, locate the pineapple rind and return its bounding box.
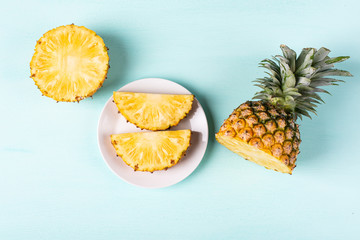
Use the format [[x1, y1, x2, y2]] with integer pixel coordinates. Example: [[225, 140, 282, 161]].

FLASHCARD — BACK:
[[111, 130, 191, 172], [30, 24, 109, 102], [113, 92, 194, 131]]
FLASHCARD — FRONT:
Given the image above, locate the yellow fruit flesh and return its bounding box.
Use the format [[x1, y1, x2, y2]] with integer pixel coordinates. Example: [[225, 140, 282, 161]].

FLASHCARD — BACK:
[[30, 25, 109, 102], [111, 130, 191, 172], [113, 92, 194, 130], [216, 133, 292, 174]]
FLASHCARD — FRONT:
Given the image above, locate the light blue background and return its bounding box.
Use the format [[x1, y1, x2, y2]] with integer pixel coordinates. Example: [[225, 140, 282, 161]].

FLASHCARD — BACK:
[[1, 0, 359, 239]]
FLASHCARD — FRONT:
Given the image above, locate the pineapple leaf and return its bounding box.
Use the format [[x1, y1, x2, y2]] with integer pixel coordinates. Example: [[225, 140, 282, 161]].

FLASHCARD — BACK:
[[270, 97, 284, 106], [279, 58, 296, 89], [314, 69, 353, 78], [295, 107, 312, 119], [271, 86, 283, 94], [325, 56, 350, 64], [296, 48, 311, 67], [297, 100, 317, 109], [275, 55, 289, 65], [284, 95, 296, 112], [288, 91, 302, 97], [280, 44, 296, 72], [263, 73, 281, 86], [313, 77, 345, 83], [313, 47, 330, 63], [297, 66, 316, 77], [319, 64, 335, 71], [261, 59, 280, 70], [254, 84, 267, 90], [253, 78, 267, 84], [264, 88, 273, 95], [260, 61, 281, 80], [283, 87, 299, 93], [310, 81, 337, 87], [313, 87, 331, 95], [272, 56, 280, 64], [306, 97, 322, 105], [295, 48, 315, 74], [297, 77, 311, 86], [306, 92, 325, 103], [313, 59, 334, 70], [296, 102, 317, 115], [296, 85, 313, 92], [295, 86, 326, 103], [253, 93, 268, 101], [309, 78, 345, 87]]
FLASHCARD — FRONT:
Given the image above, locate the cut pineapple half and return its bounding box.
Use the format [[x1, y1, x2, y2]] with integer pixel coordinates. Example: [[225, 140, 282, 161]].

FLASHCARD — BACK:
[[111, 130, 191, 172], [113, 92, 194, 130], [30, 24, 109, 102]]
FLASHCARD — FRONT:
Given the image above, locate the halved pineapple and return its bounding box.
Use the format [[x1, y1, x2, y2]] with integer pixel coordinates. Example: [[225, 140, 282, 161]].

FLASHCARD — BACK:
[[215, 45, 351, 174], [30, 24, 109, 102], [111, 130, 191, 172], [113, 92, 194, 130]]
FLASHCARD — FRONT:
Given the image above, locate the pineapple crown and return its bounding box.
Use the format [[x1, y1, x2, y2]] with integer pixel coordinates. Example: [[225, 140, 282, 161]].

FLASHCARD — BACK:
[[253, 45, 352, 120]]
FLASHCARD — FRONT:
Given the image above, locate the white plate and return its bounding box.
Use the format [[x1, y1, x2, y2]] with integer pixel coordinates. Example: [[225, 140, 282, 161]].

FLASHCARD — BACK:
[[97, 78, 209, 188]]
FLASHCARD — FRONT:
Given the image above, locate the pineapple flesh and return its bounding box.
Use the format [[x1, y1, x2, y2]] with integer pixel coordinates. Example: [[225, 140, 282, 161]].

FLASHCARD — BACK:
[[111, 130, 191, 172], [216, 45, 352, 174], [113, 92, 194, 130], [30, 24, 109, 102]]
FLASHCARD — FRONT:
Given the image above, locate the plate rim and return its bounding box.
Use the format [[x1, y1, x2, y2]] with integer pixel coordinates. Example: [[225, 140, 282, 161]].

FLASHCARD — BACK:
[[97, 78, 209, 188]]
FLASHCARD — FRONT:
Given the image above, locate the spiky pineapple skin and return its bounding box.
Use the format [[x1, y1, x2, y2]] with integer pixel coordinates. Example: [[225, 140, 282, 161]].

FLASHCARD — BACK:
[[216, 100, 300, 174]]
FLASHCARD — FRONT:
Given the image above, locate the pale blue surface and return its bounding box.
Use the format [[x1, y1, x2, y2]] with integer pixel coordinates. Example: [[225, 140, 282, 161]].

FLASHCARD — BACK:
[[1, 0, 360, 239]]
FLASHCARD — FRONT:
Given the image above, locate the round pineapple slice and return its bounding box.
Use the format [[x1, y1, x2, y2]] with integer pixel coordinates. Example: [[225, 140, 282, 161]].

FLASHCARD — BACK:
[[30, 24, 109, 102], [113, 92, 194, 130], [111, 130, 191, 172]]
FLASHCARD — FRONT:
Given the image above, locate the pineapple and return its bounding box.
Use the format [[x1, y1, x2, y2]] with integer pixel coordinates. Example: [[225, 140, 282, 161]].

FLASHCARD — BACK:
[[113, 92, 194, 130], [30, 24, 109, 102], [216, 45, 352, 174], [111, 130, 191, 172]]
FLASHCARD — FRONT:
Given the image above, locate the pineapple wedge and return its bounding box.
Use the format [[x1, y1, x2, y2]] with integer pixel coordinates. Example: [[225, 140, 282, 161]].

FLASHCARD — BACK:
[[30, 24, 109, 102], [113, 92, 194, 130], [111, 130, 191, 172]]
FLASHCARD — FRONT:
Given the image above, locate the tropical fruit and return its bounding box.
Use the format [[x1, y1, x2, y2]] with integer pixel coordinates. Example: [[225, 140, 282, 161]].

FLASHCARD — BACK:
[[113, 92, 194, 130], [216, 45, 352, 174], [111, 130, 191, 172], [30, 24, 109, 102]]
